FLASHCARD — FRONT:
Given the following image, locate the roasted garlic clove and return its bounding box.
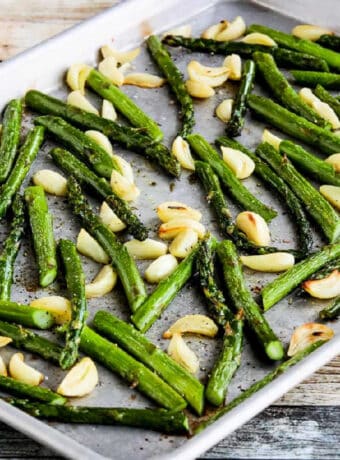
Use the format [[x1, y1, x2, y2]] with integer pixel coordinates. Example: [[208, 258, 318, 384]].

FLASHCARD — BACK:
[[157, 201, 202, 222], [302, 269, 340, 299], [57, 357, 98, 397], [167, 333, 199, 374], [85, 265, 117, 299], [288, 323, 334, 357], [163, 314, 218, 338], [236, 211, 271, 246], [30, 296, 72, 325], [145, 254, 178, 284], [240, 252, 295, 272], [9, 353, 44, 386]]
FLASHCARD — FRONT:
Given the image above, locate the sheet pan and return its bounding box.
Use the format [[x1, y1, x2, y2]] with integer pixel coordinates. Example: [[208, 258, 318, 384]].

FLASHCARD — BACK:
[[0, 1, 339, 459]]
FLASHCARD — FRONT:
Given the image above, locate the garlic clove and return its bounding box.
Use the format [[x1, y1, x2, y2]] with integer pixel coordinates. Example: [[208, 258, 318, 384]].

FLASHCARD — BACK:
[[215, 16, 246, 42], [262, 129, 282, 151], [187, 60, 229, 87], [167, 333, 199, 374], [300, 88, 340, 129], [163, 24, 192, 38], [67, 91, 99, 115], [101, 99, 117, 121], [186, 79, 215, 98], [163, 314, 218, 338], [0, 336, 12, 348], [201, 21, 229, 40], [98, 57, 124, 86], [66, 64, 91, 94], [221, 146, 255, 179], [112, 155, 134, 183], [101, 45, 141, 64], [9, 353, 44, 386], [223, 54, 242, 80], [110, 170, 140, 201], [76, 228, 109, 264], [240, 252, 295, 272], [171, 136, 195, 171], [99, 201, 126, 232], [30, 296, 72, 325], [216, 99, 233, 123], [241, 33, 276, 46], [302, 269, 340, 299], [236, 211, 271, 246], [0, 356, 7, 376], [325, 153, 340, 172], [145, 254, 178, 284], [123, 73, 165, 88], [288, 322, 334, 357], [124, 238, 168, 260], [319, 184, 340, 210], [159, 217, 205, 240], [85, 130, 114, 157], [157, 201, 202, 222], [169, 228, 198, 259], [292, 24, 333, 41], [32, 170, 67, 197], [85, 265, 117, 299], [57, 357, 98, 397]]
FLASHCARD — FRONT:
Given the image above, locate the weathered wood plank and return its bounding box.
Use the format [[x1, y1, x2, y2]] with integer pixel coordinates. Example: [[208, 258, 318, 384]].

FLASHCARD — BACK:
[[0, 406, 339, 459]]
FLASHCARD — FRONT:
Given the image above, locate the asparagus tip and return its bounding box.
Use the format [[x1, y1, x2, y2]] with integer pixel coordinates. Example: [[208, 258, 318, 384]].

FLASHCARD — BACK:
[[266, 341, 284, 361]]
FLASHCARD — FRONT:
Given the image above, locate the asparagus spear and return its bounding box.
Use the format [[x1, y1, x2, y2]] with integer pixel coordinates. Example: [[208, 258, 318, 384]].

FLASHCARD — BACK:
[[196, 340, 327, 432], [196, 236, 244, 406], [131, 243, 200, 332], [50, 147, 148, 240], [217, 240, 284, 361], [256, 142, 340, 243], [25, 90, 180, 178], [0, 195, 25, 301], [0, 99, 22, 183], [162, 35, 275, 56], [162, 36, 328, 71], [24, 185, 57, 287], [291, 70, 340, 89], [216, 137, 313, 255], [247, 24, 340, 70], [310, 258, 340, 279], [0, 126, 44, 219], [272, 48, 329, 72], [35, 115, 116, 179], [147, 35, 194, 138], [0, 321, 62, 364], [86, 69, 163, 142], [67, 177, 146, 312], [319, 297, 340, 320], [317, 34, 340, 52], [279, 140, 340, 186], [226, 59, 255, 137], [0, 376, 66, 405], [253, 52, 329, 128], [58, 239, 87, 369], [261, 243, 340, 311], [314, 84, 340, 118], [8, 399, 189, 434], [0, 301, 54, 330], [80, 326, 186, 410], [93, 310, 204, 414], [247, 94, 340, 155], [187, 134, 277, 222]]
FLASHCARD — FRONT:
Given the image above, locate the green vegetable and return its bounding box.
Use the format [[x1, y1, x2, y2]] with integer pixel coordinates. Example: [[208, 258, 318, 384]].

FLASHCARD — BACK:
[[247, 94, 340, 155], [314, 84, 340, 118], [187, 134, 277, 222], [0, 195, 25, 300], [253, 51, 329, 127], [279, 140, 340, 186], [131, 244, 200, 332], [196, 340, 327, 432], [86, 69, 163, 142], [8, 399, 189, 434], [25, 90, 180, 177], [247, 24, 340, 70], [50, 147, 148, 240], [0, 376, 66, 405], [93, 311, 204, 414], [80, 326, 186, 411], [0, 99, 22, 183], [272, 48, 329, 72], [58, 239, 87, 369], [256, 142, 340, 243], [291, 70, 340, 89], [35, 115, 116, 179], [0, 321, 62, 365], [24, 185, 57, 287], [0, 300, 54, 329], [67, 177, 146, 312], [261, 243, 340, 311], [147, 35, 194, 137], [0, 126, 44, 219], [317, 34, 340, 52], [226, 59, 256, 136], [319, 297, 340, 320], [162, 35, 275, 56], [217, 240, 284, 361]]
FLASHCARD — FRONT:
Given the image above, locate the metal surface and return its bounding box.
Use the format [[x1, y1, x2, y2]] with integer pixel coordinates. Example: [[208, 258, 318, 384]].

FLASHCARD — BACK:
[[0, 0, 339, 459]]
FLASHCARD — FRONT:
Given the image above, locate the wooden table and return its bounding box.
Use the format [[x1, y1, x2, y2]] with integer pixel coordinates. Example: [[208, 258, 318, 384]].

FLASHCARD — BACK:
[[0, 1, 339, 458]]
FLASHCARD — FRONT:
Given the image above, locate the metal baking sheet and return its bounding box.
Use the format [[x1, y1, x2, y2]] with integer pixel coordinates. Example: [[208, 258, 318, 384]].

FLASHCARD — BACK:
[[0, 1, 339, 459]]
